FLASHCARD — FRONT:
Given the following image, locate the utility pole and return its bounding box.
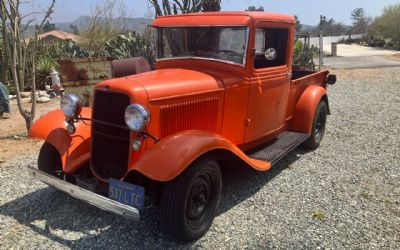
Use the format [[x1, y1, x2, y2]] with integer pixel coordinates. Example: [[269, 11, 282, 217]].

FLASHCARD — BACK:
[[319, 15, 326, 70]]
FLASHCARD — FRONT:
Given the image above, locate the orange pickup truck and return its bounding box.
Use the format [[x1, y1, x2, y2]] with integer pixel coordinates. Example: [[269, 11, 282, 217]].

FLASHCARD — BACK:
[[28, 11, 336, 241]]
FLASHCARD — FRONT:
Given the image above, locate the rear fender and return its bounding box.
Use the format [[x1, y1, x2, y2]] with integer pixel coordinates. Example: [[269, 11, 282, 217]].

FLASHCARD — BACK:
[[289, 85, 328, 134], [131, 130, 271, 182], [28, 108, 91, 173]]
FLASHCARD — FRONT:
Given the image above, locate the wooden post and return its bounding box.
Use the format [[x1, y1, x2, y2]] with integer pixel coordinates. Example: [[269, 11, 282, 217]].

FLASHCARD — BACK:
[[319, 31, 324, 70]]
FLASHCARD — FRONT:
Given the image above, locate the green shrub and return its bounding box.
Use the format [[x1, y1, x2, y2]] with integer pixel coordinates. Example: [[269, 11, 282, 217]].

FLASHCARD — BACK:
[[391, 40, 400, 51], [367, 37, 386, 47]]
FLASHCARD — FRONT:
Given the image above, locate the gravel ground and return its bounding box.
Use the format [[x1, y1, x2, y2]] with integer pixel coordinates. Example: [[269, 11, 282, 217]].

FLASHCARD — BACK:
[[1, 68, 399, 249]]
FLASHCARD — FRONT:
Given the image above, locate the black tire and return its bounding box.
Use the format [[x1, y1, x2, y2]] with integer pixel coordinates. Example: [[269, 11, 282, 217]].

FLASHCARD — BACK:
[[302, 101, 328, 150], [160, 158, 222, 242], [38, 142, 62, 177]]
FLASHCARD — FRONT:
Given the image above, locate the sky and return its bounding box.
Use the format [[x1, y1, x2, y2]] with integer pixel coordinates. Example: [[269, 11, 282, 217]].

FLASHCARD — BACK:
[[20, 0, 400, 26]]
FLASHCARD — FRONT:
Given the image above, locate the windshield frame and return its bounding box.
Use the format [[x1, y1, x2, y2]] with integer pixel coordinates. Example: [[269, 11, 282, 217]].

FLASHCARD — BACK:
[[156, 25, 250, 68]]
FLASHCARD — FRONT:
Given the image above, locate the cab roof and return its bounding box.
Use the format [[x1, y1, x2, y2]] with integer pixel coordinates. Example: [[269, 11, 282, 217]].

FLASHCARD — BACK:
[[152, 11, 296, 27]]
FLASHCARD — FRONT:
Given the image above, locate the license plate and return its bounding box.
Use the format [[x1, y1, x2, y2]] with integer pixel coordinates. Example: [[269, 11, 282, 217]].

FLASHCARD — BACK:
[[108, 178, 145, 209]]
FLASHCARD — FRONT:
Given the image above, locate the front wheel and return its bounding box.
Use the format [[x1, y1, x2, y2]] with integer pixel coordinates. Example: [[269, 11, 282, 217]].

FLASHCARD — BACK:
[[38, 142, 63, 178], [160, 158, 222, 242], [302, 101, 328, 150]]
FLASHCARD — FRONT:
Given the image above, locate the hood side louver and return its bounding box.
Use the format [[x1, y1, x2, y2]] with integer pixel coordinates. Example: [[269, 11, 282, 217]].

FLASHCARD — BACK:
[[160, 97, 219, 138]]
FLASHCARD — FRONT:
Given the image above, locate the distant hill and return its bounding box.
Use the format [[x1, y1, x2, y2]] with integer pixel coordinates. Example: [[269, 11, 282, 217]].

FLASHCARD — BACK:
[[56, 16, 151, 34], [300, 24, 315, 32], [22, 16, 152, 38]]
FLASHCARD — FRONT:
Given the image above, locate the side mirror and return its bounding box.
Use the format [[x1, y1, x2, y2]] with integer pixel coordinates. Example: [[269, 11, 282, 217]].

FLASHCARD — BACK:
[[264, 48, 277, 61], [326, 74, 337, 85]]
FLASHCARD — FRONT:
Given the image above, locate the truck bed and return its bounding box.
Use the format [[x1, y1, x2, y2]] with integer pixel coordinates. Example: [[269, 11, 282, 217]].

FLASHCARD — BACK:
[[291, 70, 329, 85]]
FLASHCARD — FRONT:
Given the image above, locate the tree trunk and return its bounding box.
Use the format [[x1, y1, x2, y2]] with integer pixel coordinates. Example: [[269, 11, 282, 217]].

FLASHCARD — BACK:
[[0, 63, 7, 83]]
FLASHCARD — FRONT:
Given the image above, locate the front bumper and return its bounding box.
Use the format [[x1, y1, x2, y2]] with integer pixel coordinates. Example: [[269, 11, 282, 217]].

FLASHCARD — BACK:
[[27, 166, 140, 221]]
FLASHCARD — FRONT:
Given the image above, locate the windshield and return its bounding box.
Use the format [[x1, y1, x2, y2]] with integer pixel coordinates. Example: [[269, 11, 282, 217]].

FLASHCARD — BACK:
[[157, 26, 248, 66]]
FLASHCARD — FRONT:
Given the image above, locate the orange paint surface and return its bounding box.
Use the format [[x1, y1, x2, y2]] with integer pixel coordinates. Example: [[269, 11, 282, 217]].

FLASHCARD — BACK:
[[29, 12, 332, 182], [28, 108, 92, 173]]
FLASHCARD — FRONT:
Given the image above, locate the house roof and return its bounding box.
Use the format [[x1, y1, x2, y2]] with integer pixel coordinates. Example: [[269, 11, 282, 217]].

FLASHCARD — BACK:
[[153, 11, 295, 27], [25, 30, 80, 43]]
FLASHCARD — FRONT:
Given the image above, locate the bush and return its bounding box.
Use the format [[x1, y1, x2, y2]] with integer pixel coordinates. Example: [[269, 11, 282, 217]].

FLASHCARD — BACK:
[[367, 36, 386, 47], [387, 40, 400, 51]]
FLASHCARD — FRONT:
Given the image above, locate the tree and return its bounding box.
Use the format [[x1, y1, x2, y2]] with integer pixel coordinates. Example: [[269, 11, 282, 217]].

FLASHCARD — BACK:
[[294, 15, 302, 34], [0, 0, 56, 131], [351, 8, 365, 24], [41, 20, 56, 33], [70, 24, 79, 35], [246, 6, 264, 11], [80, 0, 129, 51], [149, 0, 221, 16], [372, 3, 400, 41], [351, 8, 370, 35], [314, 17, 348, 36]]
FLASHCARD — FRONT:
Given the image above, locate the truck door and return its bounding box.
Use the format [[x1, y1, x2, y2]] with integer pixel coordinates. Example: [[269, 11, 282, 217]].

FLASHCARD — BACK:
[[245, 23, 294, 142]]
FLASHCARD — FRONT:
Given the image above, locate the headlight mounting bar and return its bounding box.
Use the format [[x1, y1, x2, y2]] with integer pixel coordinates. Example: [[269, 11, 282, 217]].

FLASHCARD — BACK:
[[75, 117, 160, 143]]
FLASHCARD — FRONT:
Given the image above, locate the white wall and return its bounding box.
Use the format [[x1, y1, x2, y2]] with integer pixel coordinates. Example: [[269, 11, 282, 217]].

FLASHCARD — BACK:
[[308, 34, 363, 54]]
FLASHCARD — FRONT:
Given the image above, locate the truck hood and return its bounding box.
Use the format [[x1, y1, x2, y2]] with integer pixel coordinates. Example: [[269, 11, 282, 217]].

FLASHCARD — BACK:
[[98, 68, 223, 101]]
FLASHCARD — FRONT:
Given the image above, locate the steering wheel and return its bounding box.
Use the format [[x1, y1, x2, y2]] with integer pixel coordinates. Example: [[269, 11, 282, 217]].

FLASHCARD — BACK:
[[265, 48, 277, 61], [218, 50, 238, 56]]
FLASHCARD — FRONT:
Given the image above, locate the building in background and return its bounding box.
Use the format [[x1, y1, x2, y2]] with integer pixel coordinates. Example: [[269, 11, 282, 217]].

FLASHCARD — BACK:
[[25, 30, 80, 44]]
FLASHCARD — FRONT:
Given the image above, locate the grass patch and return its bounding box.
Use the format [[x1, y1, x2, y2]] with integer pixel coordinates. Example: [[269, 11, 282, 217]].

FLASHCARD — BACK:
[[312, 210, 324, 220], [361, 192, 370, 199]]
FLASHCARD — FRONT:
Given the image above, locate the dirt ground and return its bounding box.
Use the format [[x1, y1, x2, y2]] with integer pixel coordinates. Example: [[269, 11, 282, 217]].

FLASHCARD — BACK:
[[390, 53, 400, 60], [334, 44, 398, 57], [0, 97, 59, 164]]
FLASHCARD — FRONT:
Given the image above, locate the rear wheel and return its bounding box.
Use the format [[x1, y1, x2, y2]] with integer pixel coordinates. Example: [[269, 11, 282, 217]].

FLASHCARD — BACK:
[[302, 101, 328, 150], [160, 158, 222, 242]]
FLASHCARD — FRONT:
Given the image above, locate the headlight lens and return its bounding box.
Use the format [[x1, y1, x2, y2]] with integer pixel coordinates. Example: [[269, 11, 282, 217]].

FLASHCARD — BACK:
[[60, 94, 82, 119], [125, 104, 150, 131]]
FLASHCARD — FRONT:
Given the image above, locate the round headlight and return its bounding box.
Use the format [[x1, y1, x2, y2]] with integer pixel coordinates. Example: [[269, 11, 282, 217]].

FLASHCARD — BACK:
[[125, 104, 150, 132], [60, 94, 82, 120]]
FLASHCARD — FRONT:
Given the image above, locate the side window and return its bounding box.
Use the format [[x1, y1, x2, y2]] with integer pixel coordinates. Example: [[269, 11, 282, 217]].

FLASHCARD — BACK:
[[254, 28, 289, 69]]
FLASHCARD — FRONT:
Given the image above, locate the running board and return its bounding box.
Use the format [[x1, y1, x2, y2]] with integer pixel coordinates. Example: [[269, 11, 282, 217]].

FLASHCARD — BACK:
[[247, 131, 309, 166]]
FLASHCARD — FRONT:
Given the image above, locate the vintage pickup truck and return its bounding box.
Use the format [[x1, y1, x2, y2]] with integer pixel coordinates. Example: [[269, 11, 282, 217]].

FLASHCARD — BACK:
[[28, 11, 336, 241]]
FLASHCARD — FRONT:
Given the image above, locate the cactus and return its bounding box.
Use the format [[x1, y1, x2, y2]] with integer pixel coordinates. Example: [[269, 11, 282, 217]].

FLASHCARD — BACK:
[[202, 0, 221, 12], [149, 0, 220, 16], [104, 32, 155, 66], [293, 41, 316, 70]]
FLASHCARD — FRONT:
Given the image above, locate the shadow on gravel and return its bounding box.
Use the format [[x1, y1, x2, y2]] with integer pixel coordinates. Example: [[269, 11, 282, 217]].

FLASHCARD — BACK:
[[218, 148, 309, 215], [0, 148, 309, 248]]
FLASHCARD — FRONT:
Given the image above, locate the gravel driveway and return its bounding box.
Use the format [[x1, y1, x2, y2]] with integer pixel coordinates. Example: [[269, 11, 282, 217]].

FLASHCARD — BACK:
[[324, 56, 400, 69], [1, 68, 399, 249]]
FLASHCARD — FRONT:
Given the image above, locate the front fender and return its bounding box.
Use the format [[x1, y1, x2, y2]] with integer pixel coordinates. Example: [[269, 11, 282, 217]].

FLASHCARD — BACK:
[[289, 85, 327, 134], [28, 108, 92, 173], [131, 130, 271, 182]]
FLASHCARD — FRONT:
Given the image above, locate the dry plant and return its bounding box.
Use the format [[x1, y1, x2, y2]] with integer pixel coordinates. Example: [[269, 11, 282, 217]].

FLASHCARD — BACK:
[[0, 0, 56, 131], [79, 0, 130, 51]]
